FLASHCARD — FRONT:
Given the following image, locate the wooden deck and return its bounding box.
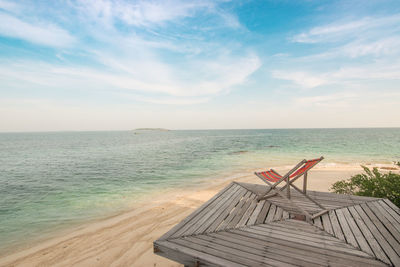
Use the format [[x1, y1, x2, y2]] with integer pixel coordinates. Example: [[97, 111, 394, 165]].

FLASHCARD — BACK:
[[154, 182, 400, 266]]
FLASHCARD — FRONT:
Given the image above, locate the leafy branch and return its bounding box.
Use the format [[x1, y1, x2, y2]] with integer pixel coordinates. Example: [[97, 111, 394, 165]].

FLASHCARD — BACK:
[[330, 166, 400, 207]]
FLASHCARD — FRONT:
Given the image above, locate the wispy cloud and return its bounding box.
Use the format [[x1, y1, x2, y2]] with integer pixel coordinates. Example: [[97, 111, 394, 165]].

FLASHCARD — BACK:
[[71, 0, 233, 28], [272, 71, 328, 89], [0, 51, 260, 102], [272, 61, 400, 89], [1, 0, 399, 130], [294, 93, 357, 107], [0, 0, 258, 104], [291, 15, 400, 44], [273, 13, 400, 91], [0, 12, 76, 48]]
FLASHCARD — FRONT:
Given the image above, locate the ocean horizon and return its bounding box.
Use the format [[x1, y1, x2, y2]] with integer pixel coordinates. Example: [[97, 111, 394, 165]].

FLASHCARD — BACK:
[[1, 128, 399, 254]]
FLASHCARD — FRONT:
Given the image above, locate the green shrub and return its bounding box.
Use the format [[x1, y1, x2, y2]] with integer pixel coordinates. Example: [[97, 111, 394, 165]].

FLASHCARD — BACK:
[[330, 166, 400, 207]]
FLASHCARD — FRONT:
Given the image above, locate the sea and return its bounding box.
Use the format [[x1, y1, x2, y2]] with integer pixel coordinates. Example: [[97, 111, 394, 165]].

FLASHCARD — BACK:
[[0, 128, 399, 254]]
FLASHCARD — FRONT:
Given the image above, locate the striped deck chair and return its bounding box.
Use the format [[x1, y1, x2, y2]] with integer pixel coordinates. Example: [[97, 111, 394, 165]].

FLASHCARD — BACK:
[[255, 157, 327, 220]]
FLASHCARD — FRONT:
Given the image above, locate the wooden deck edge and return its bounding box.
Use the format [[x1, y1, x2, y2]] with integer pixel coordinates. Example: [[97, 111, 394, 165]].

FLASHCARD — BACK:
[[157, 182, 236, 241], [154, 240, 243, 267]]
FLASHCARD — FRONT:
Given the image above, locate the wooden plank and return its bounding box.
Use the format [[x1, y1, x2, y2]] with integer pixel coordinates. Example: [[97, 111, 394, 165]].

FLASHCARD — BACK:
[[268, 199, 321, 213], [360, 203, 400, 255], [218, 191, 252, 230], [207, 187, 247, 232], [348, 205, 391, 265], [329, 210, 345, 241], [282, 210, 289, 220], [194, 185, 241, 234], [313, 216, 322, 228], [383, 198, 400, 214], [335, 208, 359, 248], [310, 190, 377, 201], [186, 235, 296, 267], [217, 231, 373, 267], [214, 231, 344, 267], [255, 201, 271, 224], [368, 201, 400, 243], [160, 183, 234, 240], [355, 204, 400, 266], [237, 197, 258, 227], [254, 224, 346, 244], [200, 234, 323, 267], [273, 206, 284, 221], [256, 224, 338, 242], [240, 226, 374, 258], [378, 200, 400, 224], [341, 207, 374, 256], [176, 184, 238, 237], [236, 182, 270, 196], [247, 200, 265, 225], [231, 193, 256, 228], [155, 240, 245, 267], [177, 236, 275, 267], [321, 213, 334, 235], [264, 204, 277, 223], [227, 228, 386, 266], [245, 184, 373, 203], [361, 203, 400, 251], [277, 220, 332, 236]]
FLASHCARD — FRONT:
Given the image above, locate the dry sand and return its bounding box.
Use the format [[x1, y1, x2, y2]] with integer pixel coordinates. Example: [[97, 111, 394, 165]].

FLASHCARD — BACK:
[[0, 165, 397, 267]]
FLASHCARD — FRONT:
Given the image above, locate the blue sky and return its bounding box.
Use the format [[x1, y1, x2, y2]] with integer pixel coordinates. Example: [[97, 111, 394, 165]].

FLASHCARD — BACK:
[[0, 0, 399, 131]]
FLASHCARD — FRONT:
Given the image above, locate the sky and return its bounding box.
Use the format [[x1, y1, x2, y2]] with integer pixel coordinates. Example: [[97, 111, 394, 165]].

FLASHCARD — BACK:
[[0, 0, 400, 131]]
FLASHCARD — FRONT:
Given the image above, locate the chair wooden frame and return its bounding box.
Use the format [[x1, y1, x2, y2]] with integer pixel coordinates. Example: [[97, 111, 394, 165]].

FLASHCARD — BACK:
[[254, 157, 328, 220]]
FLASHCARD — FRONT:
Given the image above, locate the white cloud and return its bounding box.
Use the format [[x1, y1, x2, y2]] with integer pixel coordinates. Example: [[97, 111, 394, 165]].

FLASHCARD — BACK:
[[340, 37, 400, 58], [0, 12, 76, 48], [292, 19, 369, 43], [0, 0, 19, 12], [291, 15, 400, 44], [294, 93, 357, 107], [73, 0, 217, 27], [0, 52, 260, 103], [274, 13, 400, 91], [272, 71, 328, 89], [0, 0, 256, 105]]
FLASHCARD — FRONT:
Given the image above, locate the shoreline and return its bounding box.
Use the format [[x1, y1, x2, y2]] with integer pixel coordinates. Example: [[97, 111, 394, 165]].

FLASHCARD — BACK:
[[1, 163, 399, 266]]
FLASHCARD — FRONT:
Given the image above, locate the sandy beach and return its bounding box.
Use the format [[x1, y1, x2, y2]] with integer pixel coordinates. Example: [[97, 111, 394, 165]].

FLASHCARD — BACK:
[[0, 164, 397, 267]]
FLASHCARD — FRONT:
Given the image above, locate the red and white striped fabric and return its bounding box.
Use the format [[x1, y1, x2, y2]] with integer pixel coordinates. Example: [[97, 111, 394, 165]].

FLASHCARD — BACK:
[[256, 158, 322, 182]]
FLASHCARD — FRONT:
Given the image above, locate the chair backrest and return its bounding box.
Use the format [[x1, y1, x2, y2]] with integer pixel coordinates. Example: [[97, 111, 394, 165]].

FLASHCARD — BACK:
[[289, 157, 323, 178]]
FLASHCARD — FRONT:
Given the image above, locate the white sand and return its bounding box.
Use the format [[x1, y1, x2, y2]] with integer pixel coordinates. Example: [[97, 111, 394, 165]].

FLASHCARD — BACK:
[[1, 165, 397, 267]]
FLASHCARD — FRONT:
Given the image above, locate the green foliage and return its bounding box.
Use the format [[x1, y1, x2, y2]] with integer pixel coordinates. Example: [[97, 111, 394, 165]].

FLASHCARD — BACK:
[[395, 161, 400, 167], [330, 166, 400, 207]]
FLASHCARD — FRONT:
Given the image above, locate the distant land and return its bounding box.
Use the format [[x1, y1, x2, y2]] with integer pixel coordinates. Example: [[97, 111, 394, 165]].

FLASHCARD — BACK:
[[134, 128, 170, 131]]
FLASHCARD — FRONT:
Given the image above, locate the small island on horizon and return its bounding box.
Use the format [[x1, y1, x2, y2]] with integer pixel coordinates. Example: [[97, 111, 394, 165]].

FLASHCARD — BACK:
[[133, 128, 170, 132]]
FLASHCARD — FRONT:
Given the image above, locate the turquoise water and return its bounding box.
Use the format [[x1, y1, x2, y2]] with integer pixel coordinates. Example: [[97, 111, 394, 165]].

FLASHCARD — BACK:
[[0, 128, 399, 253]]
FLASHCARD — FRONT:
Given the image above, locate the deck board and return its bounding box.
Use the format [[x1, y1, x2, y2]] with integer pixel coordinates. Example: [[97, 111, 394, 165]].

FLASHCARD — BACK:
[[207, 186, 248, 232], [255, 201, 271, 224], [247, 200, 265, 225], [348, 205, 391, 264], [155, 182, 399, 266], [355, 204, 400, 266]]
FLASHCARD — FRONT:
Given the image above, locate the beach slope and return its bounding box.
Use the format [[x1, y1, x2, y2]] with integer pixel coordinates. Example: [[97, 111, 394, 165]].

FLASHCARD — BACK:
[[0, 167, 378, 266]]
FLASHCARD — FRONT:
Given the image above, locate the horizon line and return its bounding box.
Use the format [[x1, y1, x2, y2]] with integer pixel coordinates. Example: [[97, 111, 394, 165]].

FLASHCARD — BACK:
[[1, 126, 399, 134]]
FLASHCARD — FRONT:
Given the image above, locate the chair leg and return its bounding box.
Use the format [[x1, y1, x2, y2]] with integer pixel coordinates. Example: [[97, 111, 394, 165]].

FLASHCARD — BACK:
[[303, 172, 308, 194], [286, 176, 290, 199], [290, 183, 327, 210], [273, 188, 313, 221], [257, 192, 278, 201], [312, 209, 329, 220]]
